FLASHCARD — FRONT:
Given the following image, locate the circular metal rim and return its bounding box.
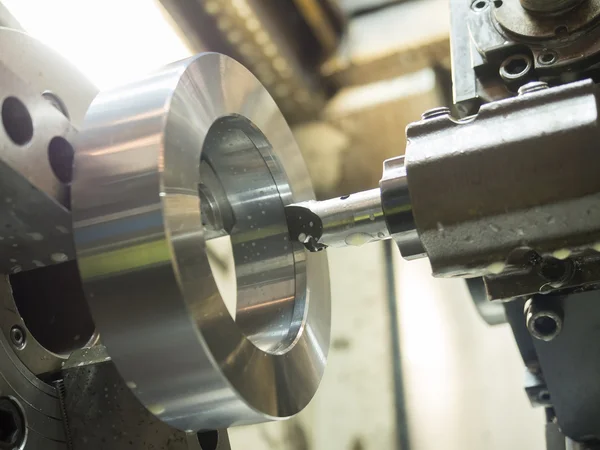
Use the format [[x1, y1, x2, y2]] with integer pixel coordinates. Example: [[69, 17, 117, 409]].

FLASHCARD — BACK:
[[72, 53, 331, 431], [494, 0, 600, 40], [526, 309, 562, 341], [499, 54, 533, 81]]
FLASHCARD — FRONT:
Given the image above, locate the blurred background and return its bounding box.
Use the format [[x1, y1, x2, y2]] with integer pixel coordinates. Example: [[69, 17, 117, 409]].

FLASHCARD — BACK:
[[1, 1, 545, 448]]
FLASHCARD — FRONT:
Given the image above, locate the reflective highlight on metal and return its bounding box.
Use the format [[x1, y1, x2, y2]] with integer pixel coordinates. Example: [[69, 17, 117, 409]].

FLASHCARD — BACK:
[[72, 53, 330, 431], [380, 156, 424, 260], [286, 188, 390, 251]]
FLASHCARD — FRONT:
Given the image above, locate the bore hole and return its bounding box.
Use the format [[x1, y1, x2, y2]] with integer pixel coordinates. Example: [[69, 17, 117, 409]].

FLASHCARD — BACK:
[[2, 97, 33, 146], [10, 261, 96, 355], [473, 0, 487, 10], [197, 430, 219, 450], [201, 115, 302, 353], [48, 136, 75, 184], [555, 25, 568, 37], [494, 0, 503, 6], [539, 257, 569, 282], [533, 315, 558, 337], [340, 195, 350, 200], [505, 58, 528, 76], [539, 52, 556, 64]]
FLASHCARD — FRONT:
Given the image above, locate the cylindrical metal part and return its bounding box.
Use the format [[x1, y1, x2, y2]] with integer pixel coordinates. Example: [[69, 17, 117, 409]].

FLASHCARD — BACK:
[[519, 0, 586, 14], [72, 53, 330, 431], [379, 156, 425, 260], [405, 79, 600, 287], [286, 188, 390, 250]]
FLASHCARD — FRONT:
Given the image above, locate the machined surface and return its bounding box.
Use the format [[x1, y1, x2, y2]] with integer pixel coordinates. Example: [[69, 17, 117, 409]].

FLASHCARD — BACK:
[[380, 156, 424, 260], [495, 0, 600, 39], [405, 80, 600, 286], [0, 28, 96, 129], [0, 27, 96, 273], [519, 0, 587, 14], [0, 55, 76, 272], [286, 188, 390, 251], [72, 53, 330, 431]]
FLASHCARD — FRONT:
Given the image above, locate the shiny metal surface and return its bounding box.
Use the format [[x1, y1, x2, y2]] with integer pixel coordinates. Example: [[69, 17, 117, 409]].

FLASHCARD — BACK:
[[286, 188, 390, 251], [0, 51, 76, 272], [0, 28, 96, 129], [525, 297, 563, 342], [495, 0, 600, 39], [0, 26, 97, 377], [0, 25, 98, 450], [380, 156, 424, 260], [72, 53, 330, 431]]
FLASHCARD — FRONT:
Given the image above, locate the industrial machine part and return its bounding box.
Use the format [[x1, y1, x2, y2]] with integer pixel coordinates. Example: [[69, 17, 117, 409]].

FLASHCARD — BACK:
[[0, 19, 330, 449], [287, 78, 600, 448], [73, 52, 330, 432], [449, 0, 600, 116], [287, 78, 600, 297], [285, 0, 600, 447], [6, 0, 600, 449]]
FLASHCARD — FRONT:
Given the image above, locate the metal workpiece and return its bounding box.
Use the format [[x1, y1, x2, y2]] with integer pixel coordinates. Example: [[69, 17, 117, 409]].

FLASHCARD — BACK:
[[72, 53, 330, 431], [285, 188, 390, 251], [379, 156, 424, 260], [404, 80, 600, 291]]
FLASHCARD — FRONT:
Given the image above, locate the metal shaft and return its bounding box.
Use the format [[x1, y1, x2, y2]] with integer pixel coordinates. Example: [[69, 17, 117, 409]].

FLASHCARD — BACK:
[[519, 0, 586, 14], [285, 188, 391, 251]]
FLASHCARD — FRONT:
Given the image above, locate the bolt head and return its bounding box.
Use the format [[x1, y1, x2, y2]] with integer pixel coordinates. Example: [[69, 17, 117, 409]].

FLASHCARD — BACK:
[[0, 398, 25, 449], [9, 326, 25, 350]]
